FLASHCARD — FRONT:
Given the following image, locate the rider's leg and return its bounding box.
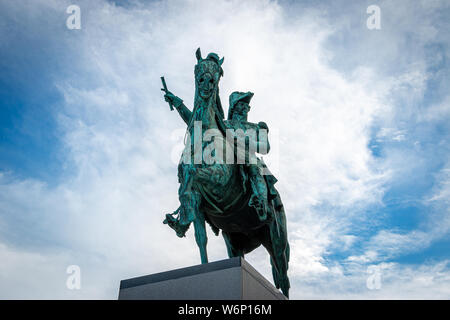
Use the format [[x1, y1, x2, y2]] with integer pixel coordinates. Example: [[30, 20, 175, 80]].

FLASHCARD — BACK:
[[248, 164, 269, 221]]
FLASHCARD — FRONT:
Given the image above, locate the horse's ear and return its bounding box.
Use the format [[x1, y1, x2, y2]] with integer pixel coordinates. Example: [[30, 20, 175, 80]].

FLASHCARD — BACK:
[[196, 48, 202, 61], [219, 57, 224, 66]]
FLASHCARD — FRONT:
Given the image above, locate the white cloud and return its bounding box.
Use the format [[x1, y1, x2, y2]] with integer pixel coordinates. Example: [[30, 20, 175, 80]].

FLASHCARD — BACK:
[[348, 160, 450, 266], [293, 260, 450, 299]]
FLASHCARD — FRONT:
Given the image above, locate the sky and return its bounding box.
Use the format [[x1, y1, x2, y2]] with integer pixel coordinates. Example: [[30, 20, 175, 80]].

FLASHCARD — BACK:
[[0, 0, 449, 299]]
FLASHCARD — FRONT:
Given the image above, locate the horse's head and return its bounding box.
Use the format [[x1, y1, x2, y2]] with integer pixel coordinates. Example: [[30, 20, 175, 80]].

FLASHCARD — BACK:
[[194, 48, 224, 101]]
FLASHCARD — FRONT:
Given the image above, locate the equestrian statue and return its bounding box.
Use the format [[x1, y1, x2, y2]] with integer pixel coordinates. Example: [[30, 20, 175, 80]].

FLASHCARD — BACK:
[[161, 48, 290, 297]]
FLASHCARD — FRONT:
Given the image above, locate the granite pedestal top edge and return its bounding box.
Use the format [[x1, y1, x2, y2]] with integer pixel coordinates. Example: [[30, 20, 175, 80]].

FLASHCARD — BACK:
[[120, 257, 243, 290]]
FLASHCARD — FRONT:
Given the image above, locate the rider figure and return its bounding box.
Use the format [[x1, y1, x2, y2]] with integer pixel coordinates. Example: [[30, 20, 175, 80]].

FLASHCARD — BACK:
[[225, 91, 271, 222]]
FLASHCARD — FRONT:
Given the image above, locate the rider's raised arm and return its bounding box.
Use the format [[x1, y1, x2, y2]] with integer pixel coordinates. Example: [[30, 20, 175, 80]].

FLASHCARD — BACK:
[[164, 91, 192, 126], [174, 102, 192, 126]]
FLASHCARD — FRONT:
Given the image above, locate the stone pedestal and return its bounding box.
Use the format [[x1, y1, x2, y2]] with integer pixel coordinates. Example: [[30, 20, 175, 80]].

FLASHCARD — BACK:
[[118, 257, 287, 300]]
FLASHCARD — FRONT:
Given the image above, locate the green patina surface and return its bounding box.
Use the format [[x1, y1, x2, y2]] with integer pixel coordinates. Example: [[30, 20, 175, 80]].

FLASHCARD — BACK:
[[161, 48, 290, 297]]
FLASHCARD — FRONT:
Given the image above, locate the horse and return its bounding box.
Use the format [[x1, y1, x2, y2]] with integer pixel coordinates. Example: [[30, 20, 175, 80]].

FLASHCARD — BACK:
[[163, 48, 290, 297]]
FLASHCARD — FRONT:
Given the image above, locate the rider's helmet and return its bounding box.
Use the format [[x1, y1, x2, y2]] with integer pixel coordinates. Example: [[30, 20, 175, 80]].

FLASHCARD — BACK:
[[227, 91, 254, 120]]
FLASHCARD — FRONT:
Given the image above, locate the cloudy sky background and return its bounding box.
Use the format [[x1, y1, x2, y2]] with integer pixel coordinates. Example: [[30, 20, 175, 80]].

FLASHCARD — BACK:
[[0, 0, 449, 299]]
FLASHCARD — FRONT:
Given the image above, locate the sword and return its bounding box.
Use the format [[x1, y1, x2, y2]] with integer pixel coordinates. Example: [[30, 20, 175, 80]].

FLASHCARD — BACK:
[[160, 76, 174, 111]]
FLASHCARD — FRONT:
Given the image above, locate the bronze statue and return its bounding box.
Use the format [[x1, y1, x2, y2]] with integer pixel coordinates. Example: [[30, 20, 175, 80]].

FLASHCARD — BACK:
[[161, 48, 290, 297]]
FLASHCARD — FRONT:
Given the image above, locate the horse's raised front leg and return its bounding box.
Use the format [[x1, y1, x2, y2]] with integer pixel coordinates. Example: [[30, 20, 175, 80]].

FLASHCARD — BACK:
[[193, 208, 208, 264]]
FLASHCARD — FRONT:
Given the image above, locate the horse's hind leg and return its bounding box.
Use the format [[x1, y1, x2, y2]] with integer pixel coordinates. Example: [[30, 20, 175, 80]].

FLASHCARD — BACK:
[[265, 207, 290, 298], [193, 208, 208, 264]]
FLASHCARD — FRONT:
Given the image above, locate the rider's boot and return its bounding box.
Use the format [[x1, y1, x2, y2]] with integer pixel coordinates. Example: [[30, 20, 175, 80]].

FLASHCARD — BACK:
[[248, 165, 270, 221]]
